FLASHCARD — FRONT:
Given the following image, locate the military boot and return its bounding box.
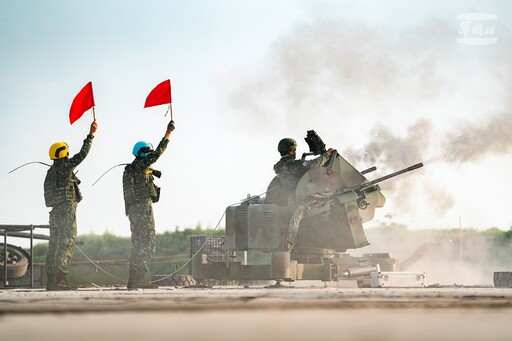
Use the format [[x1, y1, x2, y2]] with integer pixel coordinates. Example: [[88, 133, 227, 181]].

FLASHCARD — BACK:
[[46, 274, 57, 291], [127, 269, 158, 290], [59, 273, 78, 290], [47, 273, 77, 291], [127, 269, 137, 289]]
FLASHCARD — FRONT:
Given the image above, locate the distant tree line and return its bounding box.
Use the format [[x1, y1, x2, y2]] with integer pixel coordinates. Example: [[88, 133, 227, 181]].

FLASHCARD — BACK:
[[27, 225, 223, 286], [22, 224, 512, 286], [30, 224, 512, 265], [32, 224, 223, 262]]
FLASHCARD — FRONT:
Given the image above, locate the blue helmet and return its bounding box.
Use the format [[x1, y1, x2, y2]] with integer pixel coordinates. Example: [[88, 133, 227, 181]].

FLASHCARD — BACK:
[[132, 141, 154, 157]]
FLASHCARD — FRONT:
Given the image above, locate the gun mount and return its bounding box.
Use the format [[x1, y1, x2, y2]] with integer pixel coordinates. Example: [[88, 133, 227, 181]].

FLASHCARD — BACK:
[[191, 131, 424, 286]]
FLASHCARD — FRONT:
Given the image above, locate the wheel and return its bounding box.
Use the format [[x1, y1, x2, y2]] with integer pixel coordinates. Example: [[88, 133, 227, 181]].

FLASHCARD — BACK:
[[152, 274, 196, 287], [493, 272, 512, 288], [0, 244, 30, 280]]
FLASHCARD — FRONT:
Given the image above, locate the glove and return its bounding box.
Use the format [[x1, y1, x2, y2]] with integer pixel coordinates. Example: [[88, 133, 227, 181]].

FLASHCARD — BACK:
[[167, 120, 175, 132]]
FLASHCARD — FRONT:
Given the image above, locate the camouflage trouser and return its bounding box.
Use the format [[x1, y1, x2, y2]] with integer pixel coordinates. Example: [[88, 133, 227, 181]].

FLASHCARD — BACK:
[[128, 200, 156, 272], [288, 194, 332, 246], [288, 203, 306, 246], [46, 201, 78, 275]]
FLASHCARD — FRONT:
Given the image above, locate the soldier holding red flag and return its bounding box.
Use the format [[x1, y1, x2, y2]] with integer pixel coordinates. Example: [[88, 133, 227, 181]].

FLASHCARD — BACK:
[[123, 79, 175, 289], [123, 120, 175, 289], [44, 119, 98, 290], [43, 82, 98, 291]]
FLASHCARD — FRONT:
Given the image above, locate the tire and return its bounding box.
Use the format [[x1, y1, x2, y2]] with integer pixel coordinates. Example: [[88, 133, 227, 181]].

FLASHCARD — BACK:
[[0, 244, 30, 280], [152, 275, 196, 287], [493, 272, 512, 288]]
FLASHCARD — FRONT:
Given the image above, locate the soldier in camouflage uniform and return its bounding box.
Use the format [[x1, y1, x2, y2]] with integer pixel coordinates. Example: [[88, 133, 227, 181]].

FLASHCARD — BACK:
[[44, 120, 98, 291], [273, 138, 333, 201], [273, 138, 333, 249], [123, 120, 175, 289]]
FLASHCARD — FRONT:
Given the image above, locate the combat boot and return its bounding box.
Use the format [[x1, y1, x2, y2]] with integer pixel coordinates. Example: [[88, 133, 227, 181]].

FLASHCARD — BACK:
[[46, 274, 57, 291], [127, 269, 158, 290], [47, 273, 77, 291], [127, 269, 137, 289]]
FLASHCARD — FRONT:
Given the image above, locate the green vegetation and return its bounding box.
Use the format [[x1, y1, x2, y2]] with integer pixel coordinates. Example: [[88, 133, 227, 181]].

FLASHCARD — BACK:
[[13, 225, 512, 287], [29, 225, 224, 286]]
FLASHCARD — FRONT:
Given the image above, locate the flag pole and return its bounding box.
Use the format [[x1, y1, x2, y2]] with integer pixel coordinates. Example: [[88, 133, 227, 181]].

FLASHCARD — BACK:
[[92, 106, 97, 121], [170, 104, 173, 121]]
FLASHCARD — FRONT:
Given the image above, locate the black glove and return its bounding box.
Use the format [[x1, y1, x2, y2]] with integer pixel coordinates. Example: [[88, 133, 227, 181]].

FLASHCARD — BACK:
[[167, 120, 175, 132]]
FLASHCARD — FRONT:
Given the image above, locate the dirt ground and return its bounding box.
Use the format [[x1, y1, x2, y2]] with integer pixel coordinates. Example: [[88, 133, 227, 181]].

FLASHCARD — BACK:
[[2, 283, 512, 341]]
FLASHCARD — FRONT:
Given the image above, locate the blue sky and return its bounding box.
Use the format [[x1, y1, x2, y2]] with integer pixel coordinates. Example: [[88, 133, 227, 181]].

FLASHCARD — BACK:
[[1, 0, 512, 244]]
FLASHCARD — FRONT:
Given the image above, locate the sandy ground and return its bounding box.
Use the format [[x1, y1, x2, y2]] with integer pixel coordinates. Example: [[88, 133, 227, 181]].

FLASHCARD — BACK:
[[2, 283, 512, 341]]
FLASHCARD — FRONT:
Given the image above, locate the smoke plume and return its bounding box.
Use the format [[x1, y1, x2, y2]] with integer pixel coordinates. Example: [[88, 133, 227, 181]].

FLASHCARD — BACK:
[[229, 18, 512, 165], [227, 18, 512, 220], [228, 19, 454, 128], [343, 119, 431, 172], [358, 227, 512, 285], [444, 111, 512, 163]]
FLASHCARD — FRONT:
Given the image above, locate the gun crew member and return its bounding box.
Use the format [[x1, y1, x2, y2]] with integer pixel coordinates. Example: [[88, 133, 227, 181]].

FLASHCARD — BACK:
[[273, 137, 333, 199]]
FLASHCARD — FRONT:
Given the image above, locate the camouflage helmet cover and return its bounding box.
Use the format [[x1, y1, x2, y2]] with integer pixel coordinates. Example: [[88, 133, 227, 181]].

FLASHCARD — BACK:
[[278, 138, 297, 155]]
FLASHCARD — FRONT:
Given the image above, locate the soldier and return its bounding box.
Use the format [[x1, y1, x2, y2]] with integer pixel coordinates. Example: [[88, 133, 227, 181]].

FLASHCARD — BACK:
[[123, 120, 175, 289], [44, 120, 98, 291], [273, 138, 333, 250], [272, 138, 333, 201]]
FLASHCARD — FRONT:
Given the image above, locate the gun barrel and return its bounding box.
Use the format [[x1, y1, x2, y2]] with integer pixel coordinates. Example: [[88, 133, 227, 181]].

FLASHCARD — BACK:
[[368, 162, 423, 186], [361, 166, 377, 175]]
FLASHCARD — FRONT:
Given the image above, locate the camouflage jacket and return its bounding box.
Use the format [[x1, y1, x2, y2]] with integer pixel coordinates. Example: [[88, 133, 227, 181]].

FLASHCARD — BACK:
[[273, 153, 330, 195], [44, 135, 94, 207], [123, 138, 169, 213], [273, 153, 330, 178]]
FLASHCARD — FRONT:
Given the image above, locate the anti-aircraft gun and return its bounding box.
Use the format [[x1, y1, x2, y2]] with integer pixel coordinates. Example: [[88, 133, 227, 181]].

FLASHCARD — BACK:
[[190, 130, 423, 286]]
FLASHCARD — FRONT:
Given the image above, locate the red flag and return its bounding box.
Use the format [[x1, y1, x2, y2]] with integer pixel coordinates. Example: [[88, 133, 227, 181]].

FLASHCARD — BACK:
[[69, 81, 95, 125], [144, 79, 171, 108]]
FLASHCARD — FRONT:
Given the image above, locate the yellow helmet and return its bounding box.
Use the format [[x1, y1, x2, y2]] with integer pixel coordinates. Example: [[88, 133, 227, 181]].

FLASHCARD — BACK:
[[49, 142, 69, 160]]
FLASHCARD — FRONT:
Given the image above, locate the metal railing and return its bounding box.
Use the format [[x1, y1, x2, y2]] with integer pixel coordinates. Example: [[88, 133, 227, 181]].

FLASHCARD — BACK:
[[0, 224, 49, 288]]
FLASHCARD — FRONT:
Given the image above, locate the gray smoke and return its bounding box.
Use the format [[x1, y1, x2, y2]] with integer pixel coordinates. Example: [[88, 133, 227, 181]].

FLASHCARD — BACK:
[[229, 18, 512, 164], [228, 19, 454, 129], [343, 119, 431, 172], [444, 110, 512, 163], [358, 227, 512, 285], [227, 18, 511, 218]]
